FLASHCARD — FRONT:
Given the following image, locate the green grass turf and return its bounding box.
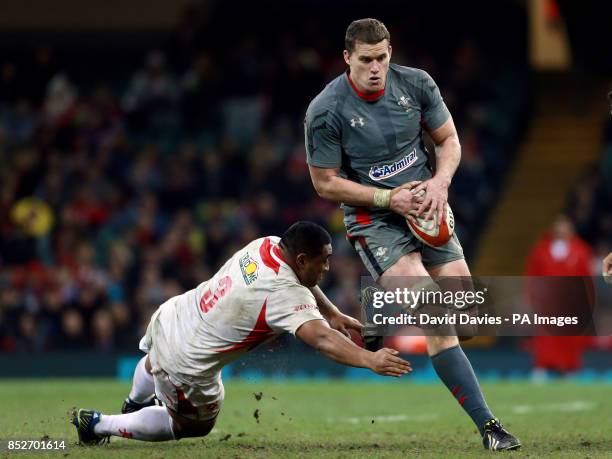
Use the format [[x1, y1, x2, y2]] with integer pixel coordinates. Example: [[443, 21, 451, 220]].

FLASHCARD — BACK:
[[0, 379, 610, 458]]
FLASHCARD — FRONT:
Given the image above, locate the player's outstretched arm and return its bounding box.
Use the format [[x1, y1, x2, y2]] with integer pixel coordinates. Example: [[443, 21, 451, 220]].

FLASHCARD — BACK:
[[309, 286, 363, 337], [296, 319, 412, 377]]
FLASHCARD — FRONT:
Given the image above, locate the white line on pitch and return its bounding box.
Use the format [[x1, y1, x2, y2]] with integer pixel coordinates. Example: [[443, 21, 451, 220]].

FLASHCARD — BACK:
[[511, 401, 595, 414], [327, 413, 439, 424]]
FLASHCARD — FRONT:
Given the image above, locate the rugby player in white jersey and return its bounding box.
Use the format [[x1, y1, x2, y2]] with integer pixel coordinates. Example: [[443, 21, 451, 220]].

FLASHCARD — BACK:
[[73, 221, 411, 444]]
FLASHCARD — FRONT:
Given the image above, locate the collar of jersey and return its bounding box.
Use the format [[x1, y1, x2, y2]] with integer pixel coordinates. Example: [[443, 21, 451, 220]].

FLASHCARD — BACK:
[[272, 242, 302, 283], [272, 243, 288, 265], [346, 72, 385, 102]]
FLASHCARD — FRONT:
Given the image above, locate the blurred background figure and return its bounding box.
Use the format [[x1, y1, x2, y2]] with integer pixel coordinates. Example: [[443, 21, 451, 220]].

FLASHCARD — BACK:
[[525, 215, 594, 380], [525, 214, 593, 278]]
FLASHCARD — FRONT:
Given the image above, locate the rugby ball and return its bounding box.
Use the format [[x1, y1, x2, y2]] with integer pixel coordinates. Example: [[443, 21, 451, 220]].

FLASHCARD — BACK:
[[406, 190, 454, 247]]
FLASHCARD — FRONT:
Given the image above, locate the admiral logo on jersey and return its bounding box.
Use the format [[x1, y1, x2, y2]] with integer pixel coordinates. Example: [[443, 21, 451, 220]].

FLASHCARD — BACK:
[[239, 253, 259, 285], [368, 149, 417, 181]]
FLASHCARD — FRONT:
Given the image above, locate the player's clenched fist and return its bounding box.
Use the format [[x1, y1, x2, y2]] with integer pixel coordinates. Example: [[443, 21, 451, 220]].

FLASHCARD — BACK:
[[367, 347, 412, 377], [389, 181, 424, 218]]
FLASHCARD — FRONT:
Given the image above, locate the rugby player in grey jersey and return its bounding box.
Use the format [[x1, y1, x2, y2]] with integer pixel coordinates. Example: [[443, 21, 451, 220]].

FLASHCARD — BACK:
[[304, 18, 520, 451]]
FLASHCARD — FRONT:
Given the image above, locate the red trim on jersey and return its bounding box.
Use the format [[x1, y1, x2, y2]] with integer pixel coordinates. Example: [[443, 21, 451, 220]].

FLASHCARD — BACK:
[[346, 233, 362, 245], [175, 387, 198, 415], [272, 244, 287, 264], [346, 73, 385, 101], [355, 207, 372, 225], [451, 385, 461, 396], [458, 395, 467, 406], [260, 237, 280, 274], [217, 300, 274, 353], [118, 428, 134, 439]]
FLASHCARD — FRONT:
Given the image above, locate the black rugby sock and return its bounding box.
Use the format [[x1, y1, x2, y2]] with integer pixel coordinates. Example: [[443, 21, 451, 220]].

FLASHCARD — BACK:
[[430, 345, 494, 435]]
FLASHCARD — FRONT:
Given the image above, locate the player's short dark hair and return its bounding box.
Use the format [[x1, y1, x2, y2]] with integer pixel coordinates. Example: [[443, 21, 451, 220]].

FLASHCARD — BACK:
[[345, 18, 391, 53], [280, 221, 331, 257]]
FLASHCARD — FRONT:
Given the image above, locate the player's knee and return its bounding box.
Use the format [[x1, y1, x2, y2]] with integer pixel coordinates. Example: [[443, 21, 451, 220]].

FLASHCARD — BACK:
[[438, 335, 459, 348], [169, 408, 218, 439], [171, 417, 216, 439], [382, 252, 429, 279], [425, 335, 459, 355]]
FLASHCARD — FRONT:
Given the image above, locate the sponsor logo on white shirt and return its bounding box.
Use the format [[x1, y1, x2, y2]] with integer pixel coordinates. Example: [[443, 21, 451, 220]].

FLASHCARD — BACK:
[[239, 253, 259, 285]]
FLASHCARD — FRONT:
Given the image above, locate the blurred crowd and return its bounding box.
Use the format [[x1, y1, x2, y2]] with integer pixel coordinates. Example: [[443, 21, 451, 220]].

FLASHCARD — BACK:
[[0, 4, 528, 352]]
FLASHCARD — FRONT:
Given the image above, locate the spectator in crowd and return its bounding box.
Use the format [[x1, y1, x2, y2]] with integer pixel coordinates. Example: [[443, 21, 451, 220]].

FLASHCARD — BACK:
[[525, 215, 594, 379]]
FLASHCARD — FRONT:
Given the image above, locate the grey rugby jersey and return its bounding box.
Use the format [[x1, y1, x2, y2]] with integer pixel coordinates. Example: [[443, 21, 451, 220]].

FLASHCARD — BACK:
[[304, 63, 450, 221]]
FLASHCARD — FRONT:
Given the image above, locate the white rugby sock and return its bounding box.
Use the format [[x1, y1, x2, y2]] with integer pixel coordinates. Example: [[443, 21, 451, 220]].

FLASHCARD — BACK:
[[128, 356, 155, 403], [94, 406, 175, 441]]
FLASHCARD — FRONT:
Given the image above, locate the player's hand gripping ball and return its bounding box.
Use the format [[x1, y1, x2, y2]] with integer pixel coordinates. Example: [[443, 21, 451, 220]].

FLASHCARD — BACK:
[[406, 189, 454, 247]]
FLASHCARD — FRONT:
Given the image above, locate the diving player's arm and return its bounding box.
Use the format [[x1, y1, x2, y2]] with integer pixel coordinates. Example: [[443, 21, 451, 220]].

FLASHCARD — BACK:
[[308, 165, 423, 217], [413, 117, 461, 221], [295, 319, 412, 377], [309, 285, 363, 337]]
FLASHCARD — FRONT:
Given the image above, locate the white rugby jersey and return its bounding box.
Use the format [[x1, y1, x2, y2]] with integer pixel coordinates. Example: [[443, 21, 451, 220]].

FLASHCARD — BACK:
[[146, 236, 324, 385]]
